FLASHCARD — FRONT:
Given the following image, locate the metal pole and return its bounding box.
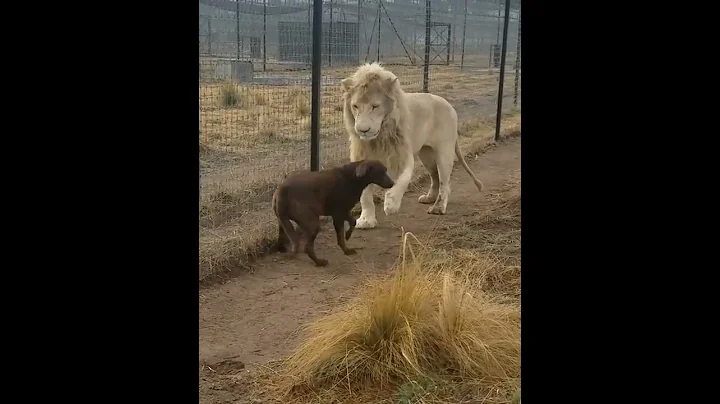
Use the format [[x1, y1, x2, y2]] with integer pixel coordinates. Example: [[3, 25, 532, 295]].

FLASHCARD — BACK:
[[495, 0, 501, 46], [199, 59, 202, 206], [263, 0, 267, 71], [451, 0, 457, 62], [329, 0, 333, 66], [358, 0, 362, 64], [460, 0, 467, 71], [494, 0, 511, 142], [207, 18, 212, 55], [376, 2, 381, 62], [236, 0, 241, 60], [514, 7, 521, 107], [446, 24, 451, 65], [423, 0, 431, 92], [311, 0, 323, 172]]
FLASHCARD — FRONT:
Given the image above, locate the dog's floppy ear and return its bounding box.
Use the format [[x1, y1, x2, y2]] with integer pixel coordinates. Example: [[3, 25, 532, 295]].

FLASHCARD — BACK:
[[355, 161, 369, 177], [341, 78, 354, 92]]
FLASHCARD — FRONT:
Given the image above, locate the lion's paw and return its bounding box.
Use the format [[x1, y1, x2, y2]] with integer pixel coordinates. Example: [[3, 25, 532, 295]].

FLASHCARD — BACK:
[[384, 190, 403, 216], [355, 216, 378, 229], [427, 205, 446, 215], [418, 193, 436, 204]]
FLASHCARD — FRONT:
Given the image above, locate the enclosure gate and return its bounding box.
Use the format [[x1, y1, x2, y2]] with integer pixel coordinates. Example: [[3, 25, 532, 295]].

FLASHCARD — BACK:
[[429, 22, 451, 65]]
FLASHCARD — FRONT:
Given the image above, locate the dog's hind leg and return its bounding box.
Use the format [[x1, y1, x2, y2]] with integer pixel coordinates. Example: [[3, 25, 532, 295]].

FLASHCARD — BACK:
[[295, 216, 328, 266], [277, 217, 300, 254], [333, 214, 356, 256]]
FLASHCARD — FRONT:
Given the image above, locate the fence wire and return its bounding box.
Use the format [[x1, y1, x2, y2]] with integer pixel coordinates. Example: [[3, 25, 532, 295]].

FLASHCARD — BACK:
[[199, 0, 521, 278]]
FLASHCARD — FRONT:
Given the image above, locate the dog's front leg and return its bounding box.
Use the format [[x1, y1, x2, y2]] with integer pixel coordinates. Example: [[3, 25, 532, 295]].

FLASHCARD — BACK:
[[333, 215, 357, 255], [384, 145, 415, 216], [345, 214, 356, 240]]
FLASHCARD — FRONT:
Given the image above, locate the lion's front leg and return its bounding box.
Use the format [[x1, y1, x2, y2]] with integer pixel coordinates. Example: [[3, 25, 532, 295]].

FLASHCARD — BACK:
[[356, 185, 378, 229], [384, 147, 415, 216]]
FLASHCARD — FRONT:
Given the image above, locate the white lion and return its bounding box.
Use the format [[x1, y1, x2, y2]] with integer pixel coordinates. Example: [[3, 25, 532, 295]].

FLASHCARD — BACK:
[[342, 62, 484, 229]]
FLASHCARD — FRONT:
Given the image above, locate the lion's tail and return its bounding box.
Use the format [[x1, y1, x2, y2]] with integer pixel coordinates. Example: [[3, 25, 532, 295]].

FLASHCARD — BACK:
[[455, 141, 484, 192]]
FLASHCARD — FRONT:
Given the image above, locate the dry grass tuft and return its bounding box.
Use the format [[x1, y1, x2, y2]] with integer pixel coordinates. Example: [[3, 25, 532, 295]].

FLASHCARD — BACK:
[[296, 97, 310, 117], [252, 90, 268, 106], [219, 80, 243, 108], [275, 232, 521, 404]]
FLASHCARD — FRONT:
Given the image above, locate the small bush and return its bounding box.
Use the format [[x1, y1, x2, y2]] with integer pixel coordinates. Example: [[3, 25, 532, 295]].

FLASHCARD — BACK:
[[219, 80, 242, 107], [278, 235, 521, 402], [252, 91, 267, 106], [296, 98, 310, 117]]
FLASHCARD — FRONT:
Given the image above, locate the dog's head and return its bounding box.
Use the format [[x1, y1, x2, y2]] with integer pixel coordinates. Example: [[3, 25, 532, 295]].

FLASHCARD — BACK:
[[355, 160, 395, 189]]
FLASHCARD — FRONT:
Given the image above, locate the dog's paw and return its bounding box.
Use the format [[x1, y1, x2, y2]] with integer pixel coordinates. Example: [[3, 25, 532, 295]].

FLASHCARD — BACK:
[[314, 258, 329, 267], [418, 193, 436, 204], [344, 248, 357, 256], [427, 205, 446, 215], [355, 216, 377, 229], [384, 190, 403, 215]]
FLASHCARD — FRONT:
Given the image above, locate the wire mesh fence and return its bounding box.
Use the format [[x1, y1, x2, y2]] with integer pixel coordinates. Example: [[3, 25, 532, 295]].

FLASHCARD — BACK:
[[199, 0, 521, 279]]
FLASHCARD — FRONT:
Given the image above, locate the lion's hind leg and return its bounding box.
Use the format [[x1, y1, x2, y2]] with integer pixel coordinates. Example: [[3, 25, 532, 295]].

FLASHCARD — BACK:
[[427, 142, 454, 215], [417, 146, 439, 204]]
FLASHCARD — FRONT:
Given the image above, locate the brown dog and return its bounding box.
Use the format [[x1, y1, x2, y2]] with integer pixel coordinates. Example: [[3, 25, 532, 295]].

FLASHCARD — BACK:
[[272, 160, 395, 266]]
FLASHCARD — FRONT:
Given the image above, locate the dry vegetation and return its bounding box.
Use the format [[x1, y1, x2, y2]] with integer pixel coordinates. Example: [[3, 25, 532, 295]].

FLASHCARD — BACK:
[[212, 174, 522, 404]]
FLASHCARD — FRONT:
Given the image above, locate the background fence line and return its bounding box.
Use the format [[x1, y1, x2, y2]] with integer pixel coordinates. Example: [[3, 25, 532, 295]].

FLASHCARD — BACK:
[[199, 0, 521, 279]]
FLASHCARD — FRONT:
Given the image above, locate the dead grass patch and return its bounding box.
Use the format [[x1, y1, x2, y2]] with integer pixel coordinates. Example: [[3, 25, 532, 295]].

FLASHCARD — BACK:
[[265, 229, 520, 404], [219, 80, 243, 108]]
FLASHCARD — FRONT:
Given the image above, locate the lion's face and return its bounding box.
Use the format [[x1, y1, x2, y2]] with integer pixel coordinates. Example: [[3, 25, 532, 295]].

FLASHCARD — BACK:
[[346, 81, 395, 141]]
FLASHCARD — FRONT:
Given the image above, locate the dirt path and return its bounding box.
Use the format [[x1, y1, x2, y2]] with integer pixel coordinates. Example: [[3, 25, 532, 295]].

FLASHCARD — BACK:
[[199, 137, 521, 378]]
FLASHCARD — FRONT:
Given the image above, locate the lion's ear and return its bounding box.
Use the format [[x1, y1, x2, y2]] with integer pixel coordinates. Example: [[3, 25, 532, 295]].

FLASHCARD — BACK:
[[355, 161, 369, 178], [341, 78, 354, 91], [384, 76, 398, 91]]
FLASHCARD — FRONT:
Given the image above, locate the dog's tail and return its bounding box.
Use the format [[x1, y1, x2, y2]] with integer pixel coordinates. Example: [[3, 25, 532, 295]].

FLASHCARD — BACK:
[[272, 188, 300, 248], [455, 141, 484, 192]]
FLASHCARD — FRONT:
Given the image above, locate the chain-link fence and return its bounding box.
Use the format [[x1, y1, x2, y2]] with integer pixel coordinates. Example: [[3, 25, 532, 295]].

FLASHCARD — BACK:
[[199, 0, 521, 279]]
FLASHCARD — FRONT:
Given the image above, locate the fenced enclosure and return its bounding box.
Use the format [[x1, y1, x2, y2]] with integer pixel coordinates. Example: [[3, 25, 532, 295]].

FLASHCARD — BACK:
[[199, 0, 521, 279]]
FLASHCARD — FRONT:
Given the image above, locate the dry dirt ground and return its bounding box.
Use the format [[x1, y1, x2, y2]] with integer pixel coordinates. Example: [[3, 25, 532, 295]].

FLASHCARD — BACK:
[[199, 136, 521, 403]]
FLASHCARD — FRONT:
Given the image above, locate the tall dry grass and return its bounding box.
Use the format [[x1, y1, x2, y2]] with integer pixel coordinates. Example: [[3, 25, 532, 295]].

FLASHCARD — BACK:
[[275, 230, 521, 404]]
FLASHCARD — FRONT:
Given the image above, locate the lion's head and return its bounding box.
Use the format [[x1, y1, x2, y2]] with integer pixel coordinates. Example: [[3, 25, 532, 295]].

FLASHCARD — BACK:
[[341, 63, 401, 141]]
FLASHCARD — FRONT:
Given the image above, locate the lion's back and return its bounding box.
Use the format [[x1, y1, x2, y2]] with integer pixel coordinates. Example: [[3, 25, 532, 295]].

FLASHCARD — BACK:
[[402, 92, 458, 146]]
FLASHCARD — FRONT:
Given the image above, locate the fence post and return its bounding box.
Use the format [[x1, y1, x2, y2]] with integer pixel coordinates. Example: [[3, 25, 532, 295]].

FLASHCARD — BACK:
[[451, 0, 457, 62], [199, 59, 202, 206], [494, 0, 511, 142], [236, 0, 241, 60], [329, 0, 333, 66], [358, 0, 362, 65], [514, 7, 521, 107], [446, 24, 451, 65], [423, 0, 431, 93], [207, 18, 212, 54], [263, 0, 267, 71], [460, 0, 467, 71], [311, 0, 323, 172], [376, 1, 381, 62]]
